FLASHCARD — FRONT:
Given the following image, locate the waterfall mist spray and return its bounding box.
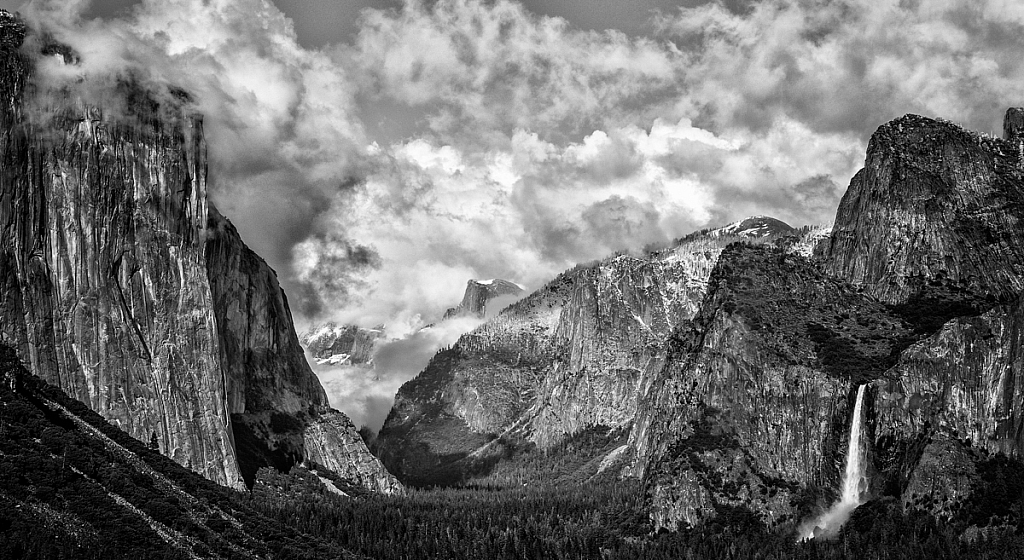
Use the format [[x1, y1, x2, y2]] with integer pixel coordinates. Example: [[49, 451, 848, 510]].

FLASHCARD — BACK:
[[799, 384, 868, 540]]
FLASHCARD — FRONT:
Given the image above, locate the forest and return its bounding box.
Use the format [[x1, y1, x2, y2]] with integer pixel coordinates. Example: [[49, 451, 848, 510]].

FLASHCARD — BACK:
[[3, 344, 1024, 559]]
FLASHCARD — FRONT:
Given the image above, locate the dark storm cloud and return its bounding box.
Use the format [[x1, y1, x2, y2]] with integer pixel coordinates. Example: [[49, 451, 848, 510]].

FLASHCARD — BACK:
[[293, 231, 382, 317]]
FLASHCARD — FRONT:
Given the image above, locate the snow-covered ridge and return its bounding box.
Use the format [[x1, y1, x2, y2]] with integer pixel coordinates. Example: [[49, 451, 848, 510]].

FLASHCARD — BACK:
[[473, 278, 526, 291], [711, 215, 796, 238]]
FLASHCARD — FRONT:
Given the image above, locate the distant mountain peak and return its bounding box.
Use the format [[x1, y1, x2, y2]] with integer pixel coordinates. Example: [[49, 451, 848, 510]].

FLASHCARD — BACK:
[[443, 277, 524, 320], [711, 215, 796, 239]]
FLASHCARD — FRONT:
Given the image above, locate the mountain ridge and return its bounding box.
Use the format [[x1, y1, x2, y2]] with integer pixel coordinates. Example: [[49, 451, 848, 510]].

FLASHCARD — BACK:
[[374, 216, 809, 486], [373, 107, 1024, 537]]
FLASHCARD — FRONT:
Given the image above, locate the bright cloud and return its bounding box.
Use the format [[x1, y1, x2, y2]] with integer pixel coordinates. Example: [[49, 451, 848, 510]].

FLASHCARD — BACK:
[[11, 0, 1024, 421]]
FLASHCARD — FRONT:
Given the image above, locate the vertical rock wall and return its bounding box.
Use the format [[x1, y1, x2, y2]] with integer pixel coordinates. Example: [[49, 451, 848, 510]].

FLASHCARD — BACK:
[[824, 114, 1024, 304], [0, 12, 400, 494], [0, 14, 241, 488]]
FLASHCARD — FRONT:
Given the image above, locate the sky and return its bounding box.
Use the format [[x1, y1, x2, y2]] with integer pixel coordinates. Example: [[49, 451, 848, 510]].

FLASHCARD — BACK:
[[4, 0, 1024, 424]]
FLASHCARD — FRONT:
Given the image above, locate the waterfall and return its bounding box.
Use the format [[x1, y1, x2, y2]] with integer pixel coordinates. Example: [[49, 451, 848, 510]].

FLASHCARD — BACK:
[[799, 384, 868, 541]]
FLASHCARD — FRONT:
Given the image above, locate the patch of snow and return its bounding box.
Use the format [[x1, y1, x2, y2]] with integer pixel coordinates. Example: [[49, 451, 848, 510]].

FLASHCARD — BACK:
[[316, 353, 352, 366]]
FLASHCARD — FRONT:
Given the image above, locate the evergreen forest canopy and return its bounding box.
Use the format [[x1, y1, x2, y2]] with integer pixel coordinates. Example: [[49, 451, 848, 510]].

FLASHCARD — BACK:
[[3, 330, 1024, 559]]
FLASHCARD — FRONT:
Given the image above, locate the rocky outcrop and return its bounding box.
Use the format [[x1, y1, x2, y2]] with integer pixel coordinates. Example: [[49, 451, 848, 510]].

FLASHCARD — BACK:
[[0, 12, 399, 494], [443, 278, 524, 320], [304, 411, 404, 494], [375, 221, 805, 485], [1004, 108, 1024, 142], [300, 322, 383, 365], [823, 114, 1024, 304]]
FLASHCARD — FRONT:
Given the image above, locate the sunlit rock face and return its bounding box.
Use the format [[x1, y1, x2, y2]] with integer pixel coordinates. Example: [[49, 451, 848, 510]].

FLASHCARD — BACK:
[[304, 410, 404, 494], [442, 278, 524, 320], [374, 220, 808, 485], [0, 13, 399, 494], [875, 298, 1024, 459], [0, 14, 241, 488]]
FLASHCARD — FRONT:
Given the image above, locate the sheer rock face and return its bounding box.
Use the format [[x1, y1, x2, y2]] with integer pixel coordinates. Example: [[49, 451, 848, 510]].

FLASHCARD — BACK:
[[1004, 107, 1024, 141], [0, 13, 399, 494], [442, 278, 524, 320], [638, 112, 1024, 530], [205, 207, 400, 493], [206, 206, 330, 416], [632, 244, 914, 529], [875, 298, 1024, 458], [0, 30, 241, 487], [375, 224, 805, 485], [823, 114, 1024, 304]]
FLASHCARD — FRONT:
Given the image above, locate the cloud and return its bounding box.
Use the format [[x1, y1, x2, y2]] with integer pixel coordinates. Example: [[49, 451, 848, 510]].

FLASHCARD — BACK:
[[663, 0, 1024, 137], [352, 0, 680, 145], [312, 316, 484, 430], [15, 0, 1024, 341]]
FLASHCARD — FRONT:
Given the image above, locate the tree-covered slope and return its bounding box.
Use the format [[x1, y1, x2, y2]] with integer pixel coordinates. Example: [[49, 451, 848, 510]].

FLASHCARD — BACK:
[[0, 344, 361, 560]]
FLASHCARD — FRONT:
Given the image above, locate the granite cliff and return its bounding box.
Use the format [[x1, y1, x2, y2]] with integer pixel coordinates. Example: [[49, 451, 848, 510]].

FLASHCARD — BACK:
[[374, 217, 808, 485], [301, 323, 384, 365], [377, 110, 1024, 536], [0, 11, 399, 494], [442, 278, 524, 320], [633, 111, 1024, 530], [824, 113, 1024, 304]]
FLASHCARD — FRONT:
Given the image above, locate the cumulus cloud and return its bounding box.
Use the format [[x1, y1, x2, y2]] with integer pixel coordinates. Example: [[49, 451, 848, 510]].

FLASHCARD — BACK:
[[16, 0, 376, 318], [13, 0, 1024, 422], [662, 0, 1024, 137], [353, 0, 680, 145]]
